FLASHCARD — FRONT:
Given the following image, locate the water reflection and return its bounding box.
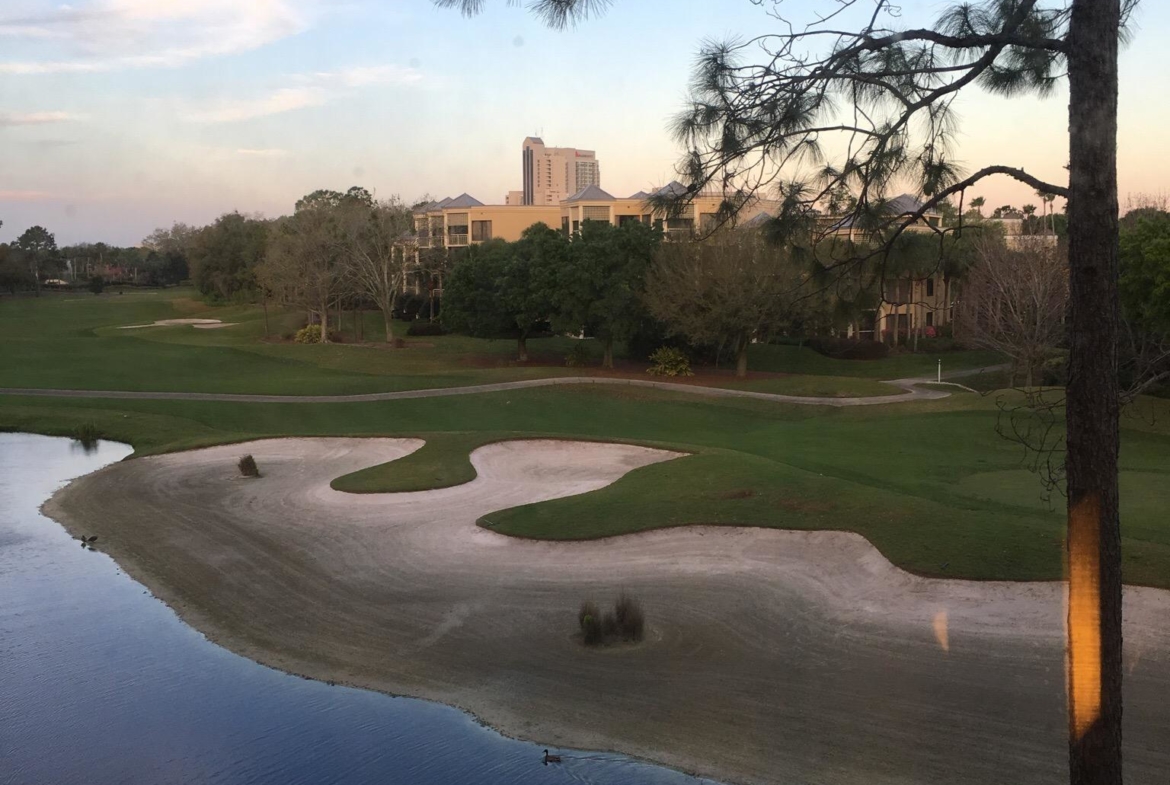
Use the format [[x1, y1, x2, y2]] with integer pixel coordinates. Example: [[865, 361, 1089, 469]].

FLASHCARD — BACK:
[[0, 433, 718, 785]]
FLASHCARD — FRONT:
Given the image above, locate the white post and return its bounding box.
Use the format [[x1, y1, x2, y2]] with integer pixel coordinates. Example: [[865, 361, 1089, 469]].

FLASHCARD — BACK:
[[937, 359, 942, 383]]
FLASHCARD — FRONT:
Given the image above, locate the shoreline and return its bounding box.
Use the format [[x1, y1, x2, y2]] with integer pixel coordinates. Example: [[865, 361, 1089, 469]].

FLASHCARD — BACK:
[[42, 437, 1170, 785]]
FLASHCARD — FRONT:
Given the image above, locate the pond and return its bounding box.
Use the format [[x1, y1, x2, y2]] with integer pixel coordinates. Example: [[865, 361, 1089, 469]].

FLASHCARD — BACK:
[[0, 433, 718, 785]]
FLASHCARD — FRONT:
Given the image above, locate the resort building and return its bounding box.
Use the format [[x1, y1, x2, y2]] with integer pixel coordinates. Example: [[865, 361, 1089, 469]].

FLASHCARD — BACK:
[[828, 194, 953, 343], [414, 182, 781, 251]]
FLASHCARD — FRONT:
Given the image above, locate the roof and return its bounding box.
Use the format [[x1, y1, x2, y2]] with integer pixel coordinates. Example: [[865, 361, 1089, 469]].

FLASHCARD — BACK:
[[828, 193, 935, 229], [883, 193, 928, 216], [627, 190, 650, 200], [565, 184, 615, 202], [741, 211, 774, 228], [652, 181, 690, 198], [443, 193, 484, 209], [415, 196, 454, 213]]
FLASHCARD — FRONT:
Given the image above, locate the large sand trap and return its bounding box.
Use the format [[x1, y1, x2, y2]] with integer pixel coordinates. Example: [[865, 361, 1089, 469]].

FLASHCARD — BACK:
[[45, 439, 1170, 785], [119, 318, 235, 329]]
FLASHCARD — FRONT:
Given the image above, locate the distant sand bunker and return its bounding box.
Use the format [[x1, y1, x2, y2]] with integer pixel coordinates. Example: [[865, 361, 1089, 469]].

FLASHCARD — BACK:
[[120, 319, 235, 330]]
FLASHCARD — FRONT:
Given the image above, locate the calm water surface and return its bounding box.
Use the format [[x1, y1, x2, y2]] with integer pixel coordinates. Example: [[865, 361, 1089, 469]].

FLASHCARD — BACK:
[[0, 433, 719, 785]]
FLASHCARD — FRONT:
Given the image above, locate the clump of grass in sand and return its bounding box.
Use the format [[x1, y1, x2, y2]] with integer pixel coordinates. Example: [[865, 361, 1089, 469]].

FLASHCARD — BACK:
[[579, 593, 644, 646], [237, 454, 261, 478]]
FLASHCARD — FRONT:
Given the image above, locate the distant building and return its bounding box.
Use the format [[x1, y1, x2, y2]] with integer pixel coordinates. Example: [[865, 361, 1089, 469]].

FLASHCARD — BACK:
[[513, 137, 601, 206]]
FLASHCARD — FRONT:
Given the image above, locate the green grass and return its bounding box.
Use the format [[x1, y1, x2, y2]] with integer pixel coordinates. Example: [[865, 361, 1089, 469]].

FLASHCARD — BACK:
[[4, 384, 1170, 588], [6, 290, 1166, 589], [0, 288, 991, 396], [749, 343, 1003, 379], [331, 432, 493, 493]]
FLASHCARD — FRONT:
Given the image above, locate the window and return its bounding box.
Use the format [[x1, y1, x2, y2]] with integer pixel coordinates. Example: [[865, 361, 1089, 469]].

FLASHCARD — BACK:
[[471, 221, 492, 242], [699, 213, 718, 233], [926, 311, 934, 327], [666, 217, 694, 231], [572, 220, 579, 233], [562, 217, 570, 235], [926, 278, 935, 296]]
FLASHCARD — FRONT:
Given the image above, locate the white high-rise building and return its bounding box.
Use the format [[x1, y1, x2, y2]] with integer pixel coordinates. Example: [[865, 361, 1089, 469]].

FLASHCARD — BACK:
[[506, 137, 601, 206]]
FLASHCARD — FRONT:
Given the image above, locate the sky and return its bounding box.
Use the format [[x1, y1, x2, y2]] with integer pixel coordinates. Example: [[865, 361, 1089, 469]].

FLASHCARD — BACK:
[[1, 0, 1168, 246]]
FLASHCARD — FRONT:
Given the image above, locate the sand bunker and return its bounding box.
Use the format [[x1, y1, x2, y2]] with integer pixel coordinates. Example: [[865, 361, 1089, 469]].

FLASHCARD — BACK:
[[45, 438, 1170, 785], [119, 318, 235, 329]]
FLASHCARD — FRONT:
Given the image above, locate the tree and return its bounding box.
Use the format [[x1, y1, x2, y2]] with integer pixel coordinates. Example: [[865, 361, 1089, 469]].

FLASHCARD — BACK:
[[16, 225, 58, 297], [0, 241, 33, 293], [88, 275, 105, 295], [645, 232, 805, 377], [556, 220, 662, 368], [970, 196, 986, 217], [188, 213, 268, 300], [1118, 208, 1170, 393], [257, 203, 344, 344], [443, 2, 1134, 781], [339, 197, 415, 344], [956, 237, 1068, 386], [442, 225, 563, 361], [142, 222, 195, 284]]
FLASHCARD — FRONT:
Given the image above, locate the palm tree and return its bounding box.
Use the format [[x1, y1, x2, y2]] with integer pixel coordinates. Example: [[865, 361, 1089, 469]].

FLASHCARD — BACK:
[[1044, 193, 1057, 234], [969, 196, 985, 217]]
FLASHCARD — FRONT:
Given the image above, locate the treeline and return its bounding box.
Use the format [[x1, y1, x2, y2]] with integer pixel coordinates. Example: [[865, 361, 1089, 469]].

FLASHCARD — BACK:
[[442, 220, 841, 376], [0, 220, 189, 296]]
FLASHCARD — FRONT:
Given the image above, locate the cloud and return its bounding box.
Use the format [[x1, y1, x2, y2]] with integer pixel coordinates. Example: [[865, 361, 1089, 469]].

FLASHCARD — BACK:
[[186, 64, 422, 124], [0, 111, 79, 127], [236, 148, 291, 158], [315, 65, 424, 88], [0, 0, 311, 74], [186, 87, 324, 123], [0, 190, 55, 201]]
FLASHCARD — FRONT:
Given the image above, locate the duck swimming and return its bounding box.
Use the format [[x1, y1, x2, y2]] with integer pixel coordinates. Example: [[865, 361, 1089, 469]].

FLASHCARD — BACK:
[[542, 749, 562, 765]]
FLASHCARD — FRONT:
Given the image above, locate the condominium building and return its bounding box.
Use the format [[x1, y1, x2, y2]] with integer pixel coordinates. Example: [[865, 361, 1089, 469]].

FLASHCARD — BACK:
[[507, 137, 601, 206]]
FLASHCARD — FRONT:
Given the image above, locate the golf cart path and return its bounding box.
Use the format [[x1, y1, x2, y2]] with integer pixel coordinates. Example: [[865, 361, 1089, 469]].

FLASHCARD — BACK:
[[0, 364, 1004, 406]]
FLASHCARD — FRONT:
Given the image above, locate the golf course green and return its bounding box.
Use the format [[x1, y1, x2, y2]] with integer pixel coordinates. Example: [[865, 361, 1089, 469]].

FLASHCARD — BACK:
[[3, 288, 1169, 588]]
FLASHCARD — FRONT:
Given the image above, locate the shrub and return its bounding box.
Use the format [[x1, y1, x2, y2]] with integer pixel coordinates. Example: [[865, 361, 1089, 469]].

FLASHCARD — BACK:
[[612, 592, 645, 642], [647, 346, 693, 377], [295, 324, 322, 344], [87, 275, 105, 295], [577, 594, 645, 646], [237, 454, 260, 478], [407, 321, 447, 337], [565, 342, 591, 367], [393, 293, 425, 321], [806, 336, 889, 360], [1042, 351, 1069, 386], [73, 422, 101, 446]]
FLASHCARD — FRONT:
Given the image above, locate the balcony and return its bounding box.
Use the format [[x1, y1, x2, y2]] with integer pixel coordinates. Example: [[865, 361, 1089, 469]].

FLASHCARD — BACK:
[[447, 233, 469, 247]]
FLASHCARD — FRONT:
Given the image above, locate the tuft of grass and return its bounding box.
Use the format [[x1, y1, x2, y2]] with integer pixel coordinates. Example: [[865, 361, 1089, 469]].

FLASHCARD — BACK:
[[579, 593, 645, 646], [72, 421, 102, 445], [578, 600, 603, 645], [237, 454, 260, 478]]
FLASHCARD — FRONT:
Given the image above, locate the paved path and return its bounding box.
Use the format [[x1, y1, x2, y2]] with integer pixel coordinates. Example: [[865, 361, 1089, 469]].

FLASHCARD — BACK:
[[0, 365, 1004, 407]]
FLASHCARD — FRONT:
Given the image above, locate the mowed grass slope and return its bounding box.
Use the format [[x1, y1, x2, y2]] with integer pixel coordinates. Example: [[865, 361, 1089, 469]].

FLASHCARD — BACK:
[[0, 288, 992, 396], [4, 383, 1170, 588]]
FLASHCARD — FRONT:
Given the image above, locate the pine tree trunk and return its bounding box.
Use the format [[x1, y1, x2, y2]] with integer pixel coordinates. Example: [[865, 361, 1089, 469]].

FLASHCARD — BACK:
[[517, 335, 528, 363], [603, 337, 614, 369], [1065, 2, 1123, 784]]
